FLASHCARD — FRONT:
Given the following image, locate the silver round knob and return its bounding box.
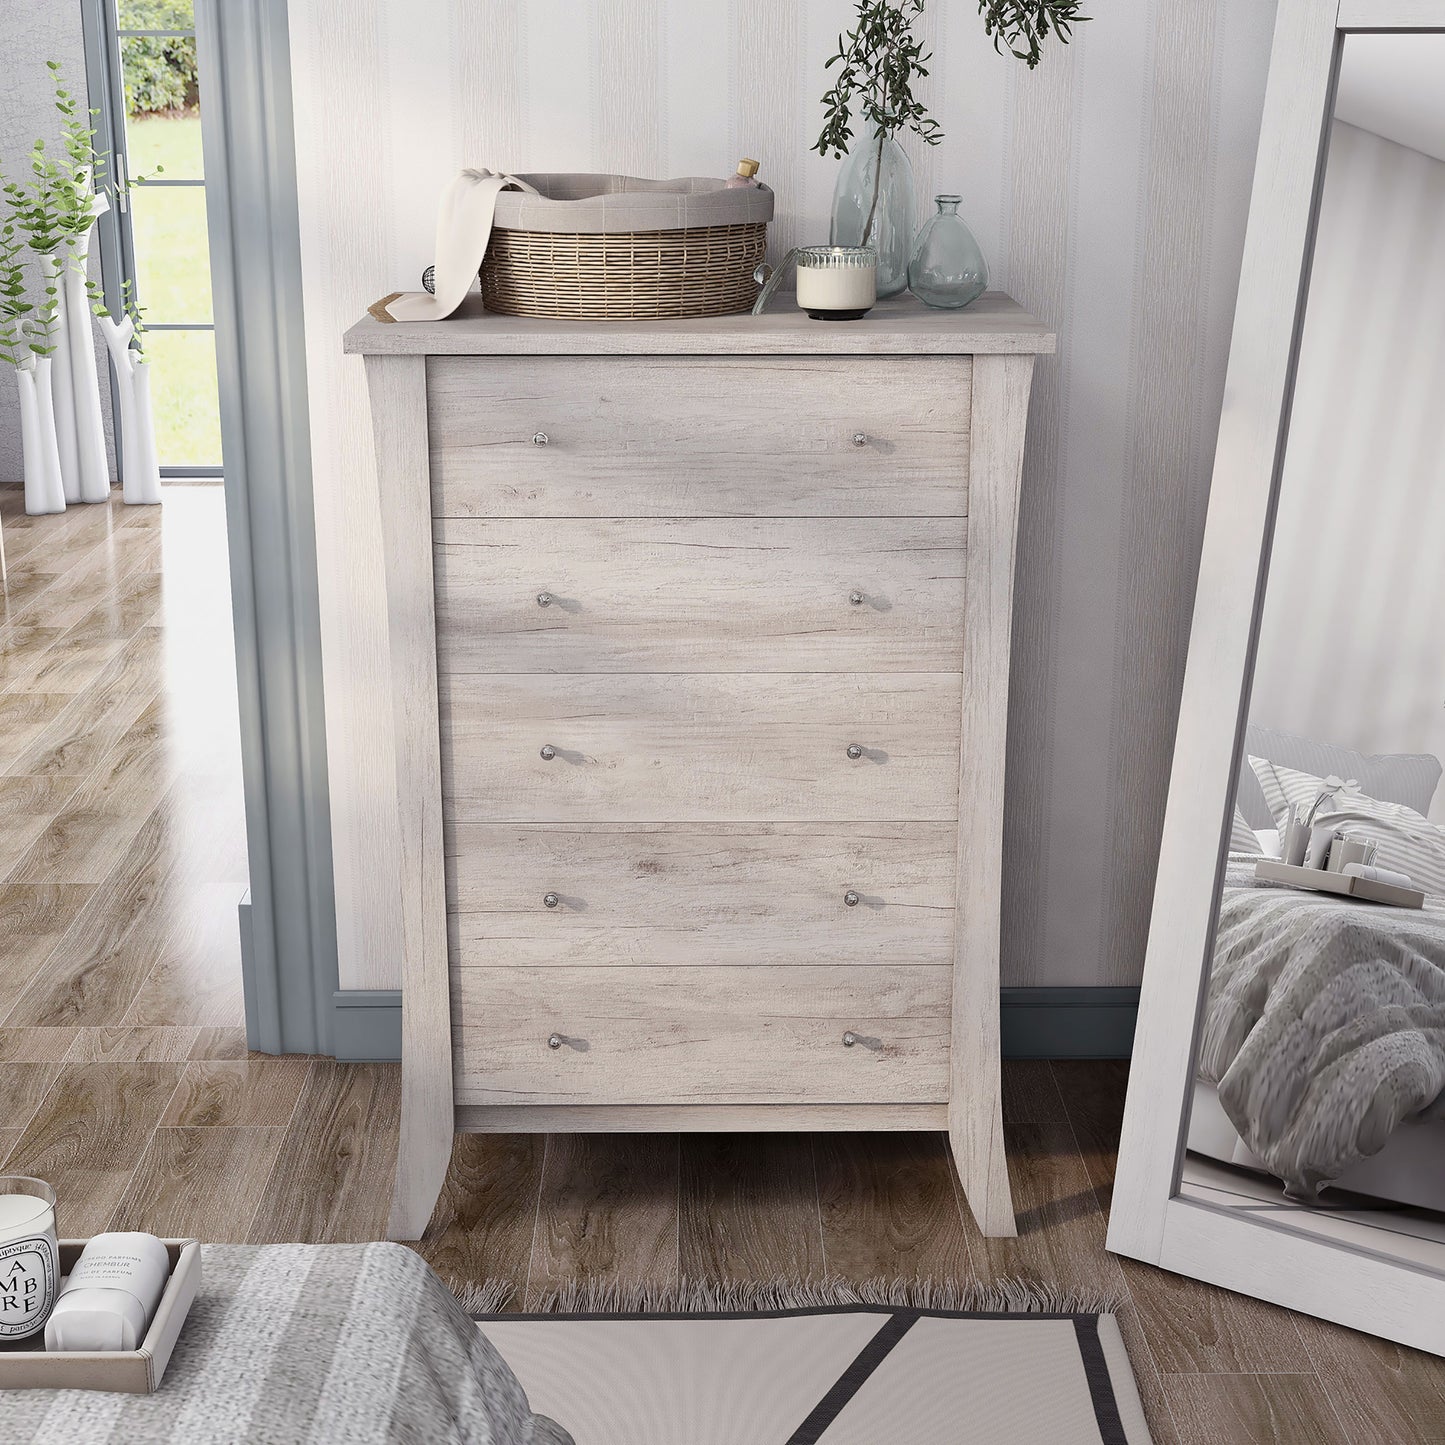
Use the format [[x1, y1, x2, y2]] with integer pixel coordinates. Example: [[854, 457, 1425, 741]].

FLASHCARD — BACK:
[[532, 432, 549, 447], [844, 890, 860, 907], [851, 432, 868, 448], [846, 744, 863, 760], [548, 1033, 563, 1050], [540, 744, 556, 761], [537, 591, 554, 607], [842, 1031, 858, 1047], [543, 892, 559, 909], [848, 591, 865, 607]]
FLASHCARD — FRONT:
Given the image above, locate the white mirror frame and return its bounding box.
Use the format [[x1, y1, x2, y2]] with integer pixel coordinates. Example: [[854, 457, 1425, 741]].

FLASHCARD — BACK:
[[1107, 0, 1445, 1357]]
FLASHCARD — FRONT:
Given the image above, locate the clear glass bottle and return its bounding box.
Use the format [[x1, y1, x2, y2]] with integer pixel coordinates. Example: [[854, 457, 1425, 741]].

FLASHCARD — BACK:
[[829, 126, 916, 299], [726, 158, 762, 189], [908, 195, 988, 310]]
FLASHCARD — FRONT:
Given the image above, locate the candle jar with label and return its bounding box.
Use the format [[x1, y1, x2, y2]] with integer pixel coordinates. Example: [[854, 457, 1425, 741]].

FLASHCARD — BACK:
[[0, 1178, 58, 1342]]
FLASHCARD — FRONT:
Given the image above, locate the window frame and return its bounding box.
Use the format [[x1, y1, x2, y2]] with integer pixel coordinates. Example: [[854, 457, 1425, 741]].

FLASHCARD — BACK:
[[83, 0, 222, 476]]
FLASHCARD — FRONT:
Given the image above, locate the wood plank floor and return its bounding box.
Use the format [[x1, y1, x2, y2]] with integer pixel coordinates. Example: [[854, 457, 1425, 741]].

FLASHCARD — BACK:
[[1, 490, 1442, 1443]]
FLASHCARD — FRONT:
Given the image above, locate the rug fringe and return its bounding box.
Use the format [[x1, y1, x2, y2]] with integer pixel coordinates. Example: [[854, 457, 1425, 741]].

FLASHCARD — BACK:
[[450, 1278, 517, 1315], [450, 1275, 1121, 1317]]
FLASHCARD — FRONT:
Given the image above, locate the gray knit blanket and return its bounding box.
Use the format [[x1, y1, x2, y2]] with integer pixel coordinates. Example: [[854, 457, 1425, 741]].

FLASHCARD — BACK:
[[2, 1244, 573, 1445], [1201, 864, 1445, 1197]]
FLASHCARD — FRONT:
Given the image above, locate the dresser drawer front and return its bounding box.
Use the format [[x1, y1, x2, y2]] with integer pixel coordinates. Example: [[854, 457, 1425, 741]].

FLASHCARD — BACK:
[[451, 965, 952, 1105], [433, 517, 966, 674], [439, 672, 962, 822], [446, 822, 956, 968], [427, 356, 970, 518]]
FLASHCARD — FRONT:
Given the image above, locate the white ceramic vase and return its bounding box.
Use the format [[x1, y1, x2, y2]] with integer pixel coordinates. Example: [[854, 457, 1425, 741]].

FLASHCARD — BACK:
[[63, 219, 111, 505], [16, 353, 66, 516], [98, 313, 162, 506], [39, 252, 80, 503]]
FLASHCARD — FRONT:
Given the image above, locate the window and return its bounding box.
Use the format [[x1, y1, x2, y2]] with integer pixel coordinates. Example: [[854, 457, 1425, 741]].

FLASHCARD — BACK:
[[88, 0, 221, 474]]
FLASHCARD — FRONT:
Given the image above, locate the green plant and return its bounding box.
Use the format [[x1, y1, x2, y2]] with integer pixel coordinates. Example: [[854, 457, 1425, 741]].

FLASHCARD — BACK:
[[120, 1, 198, 116], [120, 277, 147, 362], [978, 0, 1088, 69], [813, 0, 941, 241], [0, 190, 38, 369], [813, 0, 1089, 242]]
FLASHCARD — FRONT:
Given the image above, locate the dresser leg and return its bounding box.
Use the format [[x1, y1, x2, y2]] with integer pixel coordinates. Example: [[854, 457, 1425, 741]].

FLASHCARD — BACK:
[[948, 1095, 1017, 1238], [387, 1100, 452, 1241]]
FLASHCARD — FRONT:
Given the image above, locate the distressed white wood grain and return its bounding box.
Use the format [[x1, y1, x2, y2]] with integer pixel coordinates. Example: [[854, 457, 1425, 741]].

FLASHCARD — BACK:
[[365, 356, 454, 1243], [426, 355, 973, 518], [452, 964, 953, 1105], [455, 1102, 950, 1132], [432, 517, 967, 673], [345, 292, 1056, 356], [446, 821, 957, 968], [949, 353, 1035, 1239], [439, 671, 963, 822]]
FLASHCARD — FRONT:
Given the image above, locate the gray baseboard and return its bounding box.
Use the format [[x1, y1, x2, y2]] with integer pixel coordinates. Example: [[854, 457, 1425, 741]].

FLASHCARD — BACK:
[[329, 986, 1139, 1063], [1000, 987, 1139, 1059], [332, 990, 404, 1062]]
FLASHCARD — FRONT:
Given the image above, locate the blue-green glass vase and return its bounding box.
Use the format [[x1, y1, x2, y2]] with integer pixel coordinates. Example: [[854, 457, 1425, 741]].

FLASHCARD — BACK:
[[908, 195, 988, 309], [829, 127, 916, 299]]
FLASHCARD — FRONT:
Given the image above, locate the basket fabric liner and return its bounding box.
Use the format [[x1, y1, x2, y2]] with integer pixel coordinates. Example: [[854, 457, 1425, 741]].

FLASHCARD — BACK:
[[495, 173, 773, 233], [380, 168, 773, 324]]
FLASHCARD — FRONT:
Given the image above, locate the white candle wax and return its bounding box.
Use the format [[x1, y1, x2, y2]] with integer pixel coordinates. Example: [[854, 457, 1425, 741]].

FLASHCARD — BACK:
[[0, 1196, 48, 1232], [797, 264, 876, 314]]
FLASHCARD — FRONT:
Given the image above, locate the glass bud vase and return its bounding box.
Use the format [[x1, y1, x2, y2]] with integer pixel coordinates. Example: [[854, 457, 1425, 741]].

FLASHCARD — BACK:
[[908, 195, 989, 310], [830, 128, 916, 299]]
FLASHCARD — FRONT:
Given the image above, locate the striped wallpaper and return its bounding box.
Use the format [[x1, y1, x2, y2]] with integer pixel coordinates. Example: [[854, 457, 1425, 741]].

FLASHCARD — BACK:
[[1250, 121, 1445, 824], [286, 0, 1279, 991]]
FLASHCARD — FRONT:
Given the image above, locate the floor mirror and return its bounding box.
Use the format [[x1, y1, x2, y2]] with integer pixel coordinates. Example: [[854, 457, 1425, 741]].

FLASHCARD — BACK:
[[1109, 0, 1445, 1354]]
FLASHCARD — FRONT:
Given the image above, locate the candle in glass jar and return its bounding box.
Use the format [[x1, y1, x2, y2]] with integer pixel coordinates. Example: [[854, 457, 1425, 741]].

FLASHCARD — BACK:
[[795, 246, 876, 320], [0, 1177, 59, 1342]]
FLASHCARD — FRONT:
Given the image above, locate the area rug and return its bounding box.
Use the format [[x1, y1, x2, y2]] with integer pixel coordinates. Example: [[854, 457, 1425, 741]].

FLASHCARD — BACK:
[[468, 1280, 1153, 1445]]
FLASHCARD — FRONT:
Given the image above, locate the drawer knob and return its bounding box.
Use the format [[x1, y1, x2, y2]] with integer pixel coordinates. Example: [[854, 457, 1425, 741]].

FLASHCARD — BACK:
[[532, 432, 550, 447], [848, 590, 865, 607], [543, 892, 559, 909], [548, 1033, 563, 1050], [846, 743, 864, 760], [540, 744, 557, 761], [842, 1031, 858, 1047], [851, 432, 868, 448], [844, 889, 860, 907], [537, 591, 555, 608]]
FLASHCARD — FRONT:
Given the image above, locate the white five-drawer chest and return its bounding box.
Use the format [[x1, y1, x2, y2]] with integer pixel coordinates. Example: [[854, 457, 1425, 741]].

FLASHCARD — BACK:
[[344, 292, 1055, 1242]]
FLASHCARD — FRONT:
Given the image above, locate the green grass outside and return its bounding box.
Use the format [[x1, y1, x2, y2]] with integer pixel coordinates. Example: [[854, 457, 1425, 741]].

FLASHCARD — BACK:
[[124, 112, 220, 468]]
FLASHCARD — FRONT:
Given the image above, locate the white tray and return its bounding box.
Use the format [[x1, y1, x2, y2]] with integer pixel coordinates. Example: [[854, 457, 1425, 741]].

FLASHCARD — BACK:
[[1255, 859, 1425, 909], [0, 1239, 200, 1393]]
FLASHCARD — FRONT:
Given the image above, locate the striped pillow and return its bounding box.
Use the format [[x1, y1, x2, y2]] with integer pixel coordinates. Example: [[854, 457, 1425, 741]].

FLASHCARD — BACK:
[[1313, 801, 1445, 899], [1249, 757, 1445, 897], [1229, 806, 1262, 855], [1235, 725, 1442, 830]]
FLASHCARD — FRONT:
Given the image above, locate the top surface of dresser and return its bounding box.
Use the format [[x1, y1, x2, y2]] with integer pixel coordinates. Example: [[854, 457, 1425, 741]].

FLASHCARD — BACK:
[[344, 290, 1056, 357]]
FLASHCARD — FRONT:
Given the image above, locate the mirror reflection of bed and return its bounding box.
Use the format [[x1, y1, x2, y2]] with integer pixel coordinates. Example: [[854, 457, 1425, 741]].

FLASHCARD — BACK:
[[1181, 30, 1445, 1272]]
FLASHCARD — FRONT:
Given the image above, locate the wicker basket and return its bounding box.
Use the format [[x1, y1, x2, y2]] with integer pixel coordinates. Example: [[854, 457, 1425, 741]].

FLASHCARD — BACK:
[[480, 174, 774, 321]]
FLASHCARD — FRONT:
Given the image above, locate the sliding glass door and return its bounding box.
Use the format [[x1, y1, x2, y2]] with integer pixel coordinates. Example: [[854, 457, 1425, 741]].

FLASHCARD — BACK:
[[86, 0, 222, 475]]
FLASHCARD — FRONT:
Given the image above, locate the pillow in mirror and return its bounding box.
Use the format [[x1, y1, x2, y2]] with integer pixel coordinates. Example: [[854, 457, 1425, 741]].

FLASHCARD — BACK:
[[1229, 806, 1263, 855], [1234, 724, 1442, 831], [1249, 756, 1445, 898]]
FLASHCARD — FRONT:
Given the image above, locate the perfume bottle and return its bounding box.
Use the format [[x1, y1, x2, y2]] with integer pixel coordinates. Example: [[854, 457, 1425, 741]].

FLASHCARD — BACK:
[[726, 158, 761, 189]]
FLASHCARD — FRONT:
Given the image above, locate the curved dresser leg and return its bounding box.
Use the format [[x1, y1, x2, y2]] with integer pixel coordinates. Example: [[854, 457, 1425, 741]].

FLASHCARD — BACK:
[[367, 353, 456, 1244], [387, 1061, 453, 1241]]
